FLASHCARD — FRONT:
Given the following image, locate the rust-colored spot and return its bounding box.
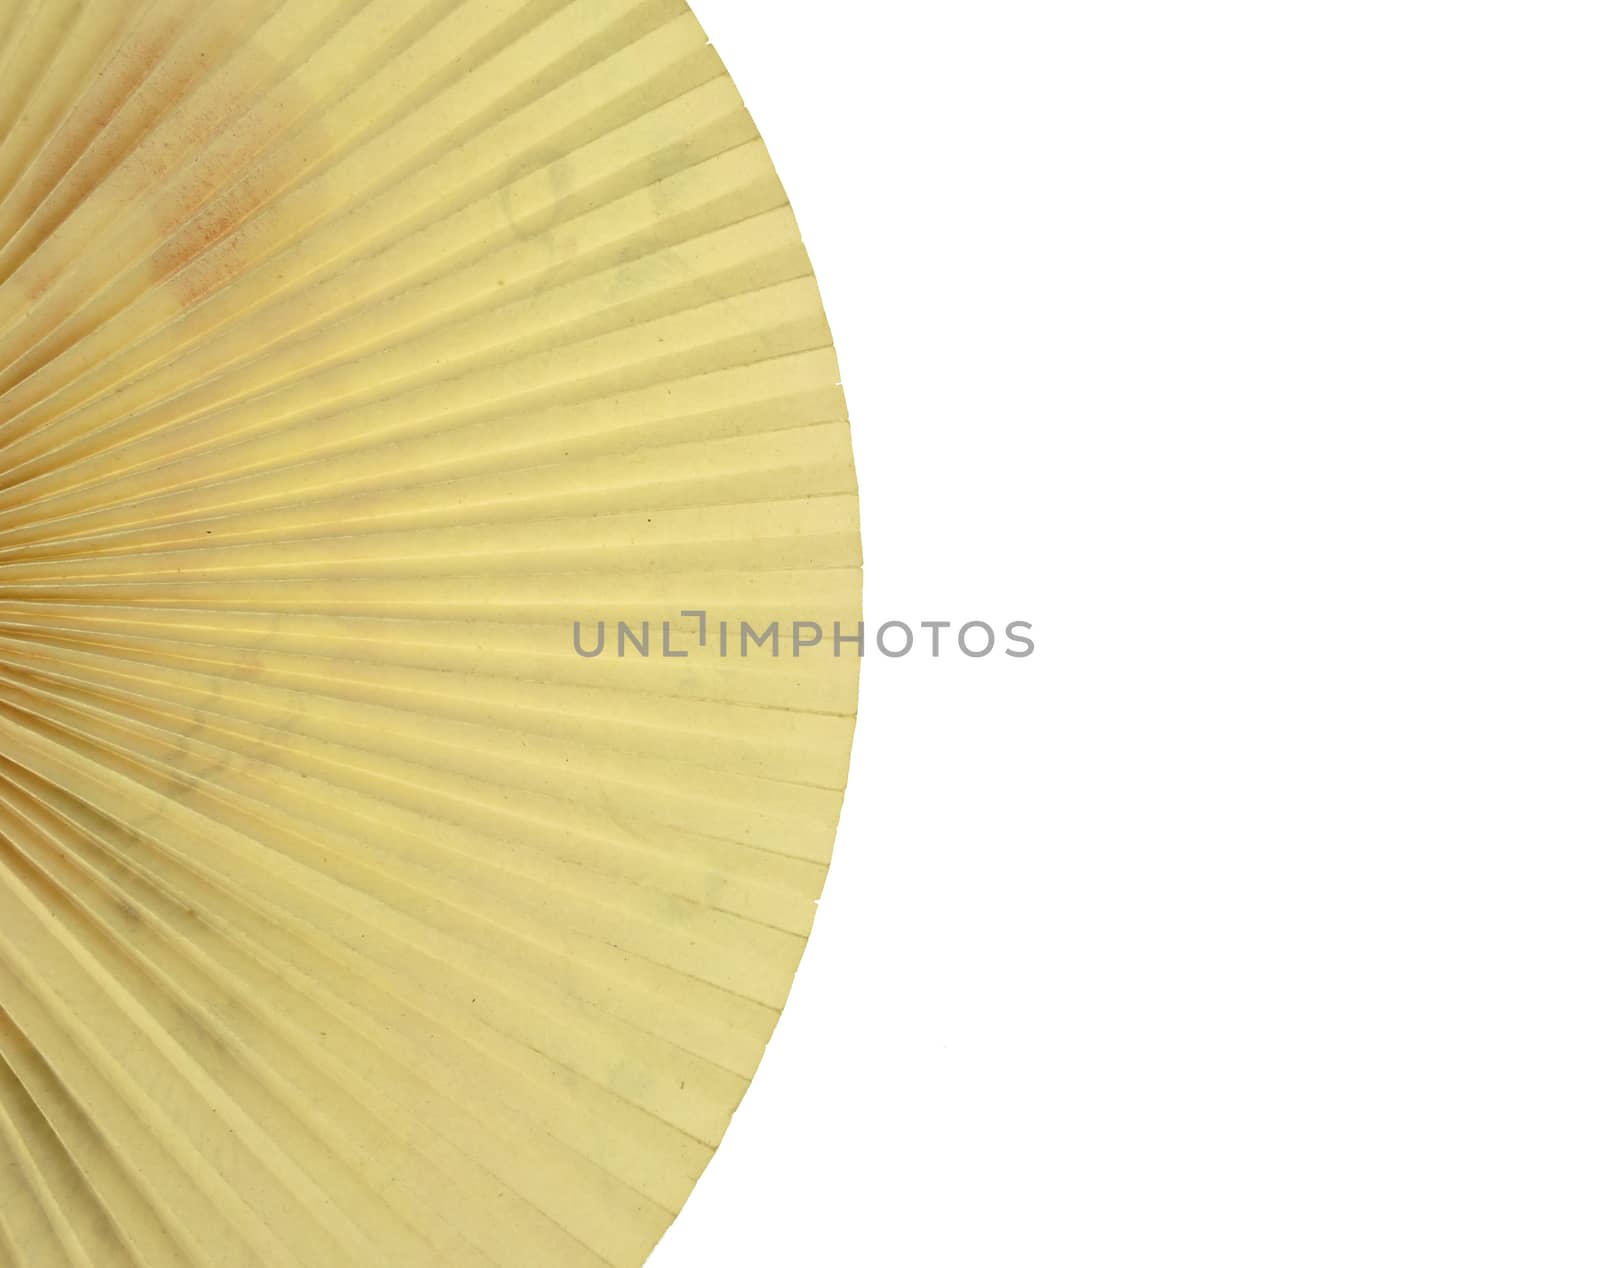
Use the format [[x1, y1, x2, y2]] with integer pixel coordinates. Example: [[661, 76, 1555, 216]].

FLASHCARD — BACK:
[[2, 2, 333, 333]]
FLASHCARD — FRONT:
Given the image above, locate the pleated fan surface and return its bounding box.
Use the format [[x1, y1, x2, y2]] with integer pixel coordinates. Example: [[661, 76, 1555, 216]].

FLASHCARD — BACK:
[[0, 2, 861, 1264]]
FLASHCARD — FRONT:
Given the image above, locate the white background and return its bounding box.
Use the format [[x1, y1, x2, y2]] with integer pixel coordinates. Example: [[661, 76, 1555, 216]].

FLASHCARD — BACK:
[[656, 3, 1600, 1264]]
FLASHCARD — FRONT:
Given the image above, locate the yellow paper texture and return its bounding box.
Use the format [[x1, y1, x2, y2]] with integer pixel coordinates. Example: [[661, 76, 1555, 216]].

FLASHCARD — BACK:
[[0, 2, 861, 1264]]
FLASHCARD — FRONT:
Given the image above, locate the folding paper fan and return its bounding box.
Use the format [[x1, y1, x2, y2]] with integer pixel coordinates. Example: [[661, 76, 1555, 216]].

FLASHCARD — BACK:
[[0, 2, 860, 1265]]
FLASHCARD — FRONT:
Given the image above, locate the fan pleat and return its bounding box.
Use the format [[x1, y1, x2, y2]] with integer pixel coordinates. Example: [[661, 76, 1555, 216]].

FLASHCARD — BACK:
[[0, 1, 859, 1264]]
